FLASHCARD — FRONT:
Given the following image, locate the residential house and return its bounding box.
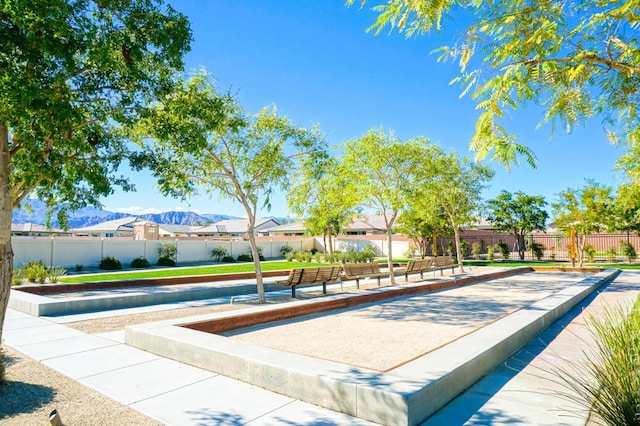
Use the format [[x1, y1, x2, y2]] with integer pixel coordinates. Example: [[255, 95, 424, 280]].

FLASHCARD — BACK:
[[71, 216, 141, 238], [195, 218, 280, 237]]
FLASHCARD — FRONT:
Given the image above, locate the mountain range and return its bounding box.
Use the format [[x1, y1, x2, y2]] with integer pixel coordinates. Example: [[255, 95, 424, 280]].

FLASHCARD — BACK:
[[12, 199, 240, 229]]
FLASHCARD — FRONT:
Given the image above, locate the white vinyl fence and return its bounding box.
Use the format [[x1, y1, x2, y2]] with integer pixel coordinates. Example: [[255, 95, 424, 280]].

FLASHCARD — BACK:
[[12, 237, 316, 269]]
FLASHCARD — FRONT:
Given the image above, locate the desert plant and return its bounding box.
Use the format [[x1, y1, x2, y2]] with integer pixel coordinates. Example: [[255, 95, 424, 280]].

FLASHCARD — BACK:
[[156, 256, 176, 267], [530, 242, 545, 261], [221, 255, 236, 263], [237, 253, 252, 262], [471, 242, 481, 260], [131, 257, 151, 268], [285, 252, 295, 262], [74, 264, 83, 272], [583, 244, 596, 263], [46, 266, 67, 283], [313, 252, 322, 263], [294, 251, 306, 262], [620, 240, 637, 262], [460, 240, 470, 258], [280, 244, 294, 256], [487, 245, 495, 261], [158, 242, 177, 262], [357, 245, 377, 263], [211, 247, 228, 262], [556, 296, 640, 425], [496, 240, 510, 260], [11, 267, 24, 286], [100, 256, 122, 270], [24, 261, 48, 283], [606, 247, 617, 262]]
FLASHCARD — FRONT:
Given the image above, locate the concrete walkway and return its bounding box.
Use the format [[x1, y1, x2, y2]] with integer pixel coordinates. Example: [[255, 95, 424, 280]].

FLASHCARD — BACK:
[[2, 269, 639, 425]]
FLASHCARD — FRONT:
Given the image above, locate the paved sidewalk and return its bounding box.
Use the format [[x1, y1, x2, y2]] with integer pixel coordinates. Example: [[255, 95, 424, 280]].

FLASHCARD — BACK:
[[2, 270, 639, 425]]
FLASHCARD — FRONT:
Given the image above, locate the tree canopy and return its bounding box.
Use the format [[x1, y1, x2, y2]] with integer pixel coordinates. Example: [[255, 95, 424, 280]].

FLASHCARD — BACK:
[[350, 0, 640, 173], [137, 73, 327, 303], [487, 190, 549, 260], [0, 0, 191, 343]]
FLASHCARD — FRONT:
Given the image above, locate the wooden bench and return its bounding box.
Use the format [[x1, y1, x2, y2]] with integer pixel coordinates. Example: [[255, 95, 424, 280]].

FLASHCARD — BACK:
[[395, 258, 434, 281], [342, 262, 389, 289], [430, 255, 458, 275], [275, 266, 342, 297]]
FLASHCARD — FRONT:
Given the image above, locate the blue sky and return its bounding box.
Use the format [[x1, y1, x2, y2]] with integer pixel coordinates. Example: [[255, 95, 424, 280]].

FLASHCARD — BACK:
[[103, 0, 624, 219]]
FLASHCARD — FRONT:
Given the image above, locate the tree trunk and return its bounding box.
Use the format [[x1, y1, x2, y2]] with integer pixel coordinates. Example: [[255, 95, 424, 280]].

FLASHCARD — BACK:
[[0, 122, 14, 344], [516, 233, 526, 260], [386, 223, 395, 285], [453, 226, 465, 273]]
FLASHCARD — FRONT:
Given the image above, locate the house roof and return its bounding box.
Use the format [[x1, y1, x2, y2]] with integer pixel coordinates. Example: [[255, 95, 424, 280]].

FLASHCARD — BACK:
[[196, 218, 279, 234], [345, 214, 389, 232], [11, 222, 66, 234], [262, 222, 306, 234], [71, 216, 140, 232]]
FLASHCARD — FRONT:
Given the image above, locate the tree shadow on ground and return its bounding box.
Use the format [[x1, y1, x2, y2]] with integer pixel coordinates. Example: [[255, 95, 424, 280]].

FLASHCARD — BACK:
[[0, 380, 56, 419]]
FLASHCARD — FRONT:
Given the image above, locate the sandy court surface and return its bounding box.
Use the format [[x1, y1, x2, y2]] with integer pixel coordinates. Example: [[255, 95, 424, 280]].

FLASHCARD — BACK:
[[223, 271, 593, 371]]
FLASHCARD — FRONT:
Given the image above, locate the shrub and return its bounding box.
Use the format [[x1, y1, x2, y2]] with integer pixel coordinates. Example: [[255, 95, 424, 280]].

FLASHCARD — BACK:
[[237, 253, 252, 262], [74, 264, 83, 272], [11, 267, 24, 286], [156, 256, 176, 267], [460, 240, 470, 258], [471, 242, 481, 260], [158, 242, 177, 262], [100, 256, 122, 270], [357, 245, 377, 263], [557, 296, 640, 425], [294, 251, 305, 262], [211, 247, 228, 261], [131, 257, 150, 268], [620, 240, 637, 262], [24, 261, 48, 283], [583, 244, 596, 263], [487, 245, 495, 261], [280, 244, 294, 256], [221, 255, 236, 263], [530, 242, 545, 261], [606, 247, 617, 262], [496, 241, 510, 260], [285, 252, 295, 262], [47, 266, 67, 283], [313, 252, 322, 263]]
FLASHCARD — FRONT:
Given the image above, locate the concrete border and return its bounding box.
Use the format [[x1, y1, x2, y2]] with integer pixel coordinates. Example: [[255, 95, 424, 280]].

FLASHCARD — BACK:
[[8, 281, 286, 317], [125, 268, 619, 425]]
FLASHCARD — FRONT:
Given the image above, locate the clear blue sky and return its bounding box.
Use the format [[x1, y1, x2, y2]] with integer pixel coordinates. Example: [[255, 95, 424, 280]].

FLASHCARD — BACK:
[[103, 0, 624, 219]]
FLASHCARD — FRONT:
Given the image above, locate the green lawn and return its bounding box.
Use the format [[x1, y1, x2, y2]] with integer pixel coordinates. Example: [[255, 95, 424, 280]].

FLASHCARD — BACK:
[[59, 261, 332, 283]]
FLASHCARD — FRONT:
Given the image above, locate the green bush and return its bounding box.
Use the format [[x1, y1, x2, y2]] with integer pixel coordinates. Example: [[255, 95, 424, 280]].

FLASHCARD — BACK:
[[280, 244, 294, 256], [606, 247, 617, 262], [471, 242, 481, 260], [357, 246, 377, 263], [11, 267, 24, 286], [530, 242, 545, 261], [620, 240, 637, 262], [460, 240, 470, 258], [487, 245, 495, 261], [285, 252, 295, 262], [313, 252, 323, 263], [74, 264, 83, 272], [557, 295, 640, 425], [237, 253, 252, 262], [583, 244, 596, 263], [496, 241, 510, 260], [24, 261, 48, 283], [47, 266, 67, 283], [221, 255, 236, 263], [156, 256, 176, 267], [158, 242, 177, 262], [211, 247, 228, 261], [100, 256, 122, 270], [131, 257, 150, 268]]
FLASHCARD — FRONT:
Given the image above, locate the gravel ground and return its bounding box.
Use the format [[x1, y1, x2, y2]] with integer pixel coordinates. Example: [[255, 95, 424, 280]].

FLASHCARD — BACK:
[[0, 346, 162, 426]]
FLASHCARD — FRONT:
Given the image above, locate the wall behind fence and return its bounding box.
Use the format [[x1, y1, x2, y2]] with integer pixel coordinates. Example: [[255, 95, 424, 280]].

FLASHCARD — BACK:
[[12, 237, 314, 268]]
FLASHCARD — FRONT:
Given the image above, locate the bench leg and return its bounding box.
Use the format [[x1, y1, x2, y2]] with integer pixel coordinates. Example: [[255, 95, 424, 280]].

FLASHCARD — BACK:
[[356, 279, 360, 289], [420, 271, 424, 279], [291, 286, 296, 298], [322, 283, 327, 294], [376, 277, 380, 286]]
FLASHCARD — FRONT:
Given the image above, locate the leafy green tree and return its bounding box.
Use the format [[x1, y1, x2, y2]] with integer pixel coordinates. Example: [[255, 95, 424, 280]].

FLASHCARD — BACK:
[[0, 1, 190, 343], [288, 157, 358, 253], [136, 74, 326, 303], [397, 201, 450, 258], [350, 0, 640, 173], [421, 148, 494, 271], [342, 129, 435, 283], [612, 182, 640, 237], [552, 181, 615, 266], [487, 191, 549, 260]]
